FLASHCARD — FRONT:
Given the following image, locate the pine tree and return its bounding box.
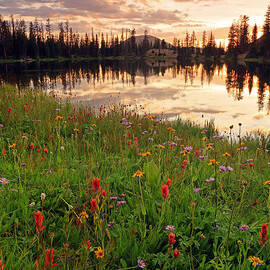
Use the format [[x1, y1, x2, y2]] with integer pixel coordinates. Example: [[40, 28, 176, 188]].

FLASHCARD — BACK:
[[252, 24, 258, 43], [263, 5, 270, 35]]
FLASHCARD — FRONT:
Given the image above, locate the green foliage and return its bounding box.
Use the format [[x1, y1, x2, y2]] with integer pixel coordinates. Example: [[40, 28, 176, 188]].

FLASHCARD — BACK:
[[0, 85, 269, 269]]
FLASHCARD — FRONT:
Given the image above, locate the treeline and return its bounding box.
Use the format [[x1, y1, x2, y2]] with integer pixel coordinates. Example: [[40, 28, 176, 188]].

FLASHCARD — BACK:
[[174, 30, 225, 59], [227, 5, 270, 58], [0, 16, 169, 59]]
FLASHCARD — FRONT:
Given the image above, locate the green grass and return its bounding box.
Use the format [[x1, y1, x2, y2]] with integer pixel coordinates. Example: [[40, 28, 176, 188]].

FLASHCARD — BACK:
[[0, 84, 269, 269]]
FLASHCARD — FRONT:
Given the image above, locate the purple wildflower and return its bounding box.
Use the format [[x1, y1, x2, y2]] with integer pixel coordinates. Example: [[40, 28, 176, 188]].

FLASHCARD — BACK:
[[205, 177, 215, 183], [110, 196, 118, 200], [116, 200, 126, 207], [184, 146, 193, 152], [194, 188, 201, 193], [227, 166, 234, 171], [148, 137, 154, 141], [199, 155, 207, 159], [137, 259, 146, 269], [108, 221, 114, 227], [165, 225, 175, 231], [219, 166, 227, 172], [240, 224, 249, 231], [0, 178, 9, 184]]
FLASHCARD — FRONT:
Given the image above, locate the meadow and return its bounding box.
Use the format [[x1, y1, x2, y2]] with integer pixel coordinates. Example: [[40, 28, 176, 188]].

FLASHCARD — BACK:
[[0, 84, 269, 269]]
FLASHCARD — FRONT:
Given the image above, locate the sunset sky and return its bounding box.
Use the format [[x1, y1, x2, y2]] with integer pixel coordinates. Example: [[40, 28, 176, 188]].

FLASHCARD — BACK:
[[0, 0, 268, 42]]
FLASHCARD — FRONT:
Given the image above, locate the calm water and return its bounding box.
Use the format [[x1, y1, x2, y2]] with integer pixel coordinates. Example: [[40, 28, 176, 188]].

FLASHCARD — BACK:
[[1, 60, 270, 133]]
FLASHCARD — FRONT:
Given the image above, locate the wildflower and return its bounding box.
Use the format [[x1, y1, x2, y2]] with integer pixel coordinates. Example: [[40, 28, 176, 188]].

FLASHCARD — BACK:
[[2, 149, 6, 155], [29, 142, 34, 150], [116, 201, 126, 207], [108, 221, 114, 227], [168, 232, 176, 246], [173, 248, 181, 259], [240, 225, 249, 231], [34, 211, 45, 233], [95, 247, 104, 259], [49, 136, 53, 140], [55, 116, 63, 120], [161, 184, 169, 199], [29, 202, 35, 207], [223, 152, 231, 157], [219, 165, 227, 172], [227, 166, 234, 171], [194, 188, 201, 193], [202, 136, 207, 141], [132, 170, 143, 178], [137, 259, 146, 268], [251, 200, 258, 206], [79, 211, 89, 221], [0, 178, 9, 184], [182, 160, 188, 165], [249, 163, 254, 167], [44, 249, 57, 268], [92, 177, 102, 192], [44, 148, 48, 154], [199, 155, 207, 159], [147, 115, 155, 119], [92, 124, 96, 127], [139, 152, 151, 157], [102, 190, 107, 197], [208, 159, 219, 166], [165, 225, 175, 231], [166, 178, 171, 187], [249, 256, 263, 267], [184, 146, 193, 152], [110, 196, 118, 200], [9, 143, 16, 149], [205, 178, 215, 183], [0, 260, 5, 270], [264, 180, 270, 185], [90, 199, 98, 213], [73, 128, 79, 132], [259, 224, 268, 246], [40, 193, 46, 202], [158, 145, 165, 149], [85, 240, 91, 248], [8, 107, 12, 112]]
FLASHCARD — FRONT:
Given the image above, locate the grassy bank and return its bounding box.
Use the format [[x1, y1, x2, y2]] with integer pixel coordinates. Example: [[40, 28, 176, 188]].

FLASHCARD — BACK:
[[0, 84, 269, 269]]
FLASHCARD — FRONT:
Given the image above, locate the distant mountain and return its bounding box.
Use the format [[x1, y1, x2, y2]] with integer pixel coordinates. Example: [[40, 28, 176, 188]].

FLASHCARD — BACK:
[[125, 35, 172, 48]]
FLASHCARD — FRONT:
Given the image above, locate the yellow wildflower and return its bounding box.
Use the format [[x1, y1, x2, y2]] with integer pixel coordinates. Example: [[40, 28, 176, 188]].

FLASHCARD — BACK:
[[73, 128, 79, 132], [264, 180, 270, 185], [223, 152, 231, 157], [55, 116, 63, 120], [202, 136, 207, 141], [79, 211, 89, 221], [95, 247, 104, 259], [249, 256, 263, 267], [92, 124, 96, 127], [207, 144, 213, 150], [132, 170, 144, 178], [208, 159, 219, 166], [147, 115, 155, 119], [158, 145, 165, 149], [139, 152, 151, 157], [9, 143, 16, 149]]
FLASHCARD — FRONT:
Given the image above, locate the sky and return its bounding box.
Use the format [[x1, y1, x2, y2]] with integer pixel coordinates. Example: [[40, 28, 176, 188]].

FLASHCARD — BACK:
[[0, 0, 268, 42]]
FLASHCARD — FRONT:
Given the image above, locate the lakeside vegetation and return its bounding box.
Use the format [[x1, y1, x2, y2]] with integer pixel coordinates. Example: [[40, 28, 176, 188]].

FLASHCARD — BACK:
[[0, 84, 269, 269]]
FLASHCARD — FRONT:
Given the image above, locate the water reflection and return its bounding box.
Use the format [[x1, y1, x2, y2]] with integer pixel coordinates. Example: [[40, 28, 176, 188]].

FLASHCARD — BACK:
[[0, 60, 270, 132]]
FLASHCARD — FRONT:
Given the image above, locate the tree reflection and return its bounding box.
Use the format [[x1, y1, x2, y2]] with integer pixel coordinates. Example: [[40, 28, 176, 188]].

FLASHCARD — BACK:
[[0, 60, 269, 111]]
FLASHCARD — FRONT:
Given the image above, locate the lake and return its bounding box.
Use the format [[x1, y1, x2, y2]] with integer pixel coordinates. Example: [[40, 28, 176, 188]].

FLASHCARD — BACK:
[[1, 59, 270, 134]]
